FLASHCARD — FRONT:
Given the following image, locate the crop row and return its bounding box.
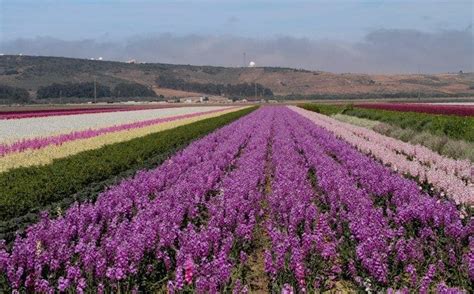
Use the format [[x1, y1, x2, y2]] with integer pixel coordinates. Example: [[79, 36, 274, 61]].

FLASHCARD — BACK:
[[264, 113, 340, 292], [167, 108, 273, 292], [281, 107, 472, 291], [0, 106, 229, 143], [0, 107, 127, 120], [1, 106, 471, 292], [331, 113, 474, 162], [0, 107, 241, 172], [0, 107, 271, 292], [0, 107, 237, 157], [355, 103, 474, 117], [0, 107, 256, 222], [0, 104, 185, 120], [300, 104, 474, 142], [292, 106, 473, 205], [296, 106, 473, 182]]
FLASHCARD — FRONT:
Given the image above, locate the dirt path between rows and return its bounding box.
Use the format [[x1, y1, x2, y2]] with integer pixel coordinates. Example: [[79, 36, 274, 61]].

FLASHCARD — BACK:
[[246, 127, 274, 293]]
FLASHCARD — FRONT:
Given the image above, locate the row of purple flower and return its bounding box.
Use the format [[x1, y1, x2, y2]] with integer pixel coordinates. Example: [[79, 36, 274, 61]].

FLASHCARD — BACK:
[[1, 107, 271, 293], [263, 107, 472, 292], [1, 106, 472, 293]]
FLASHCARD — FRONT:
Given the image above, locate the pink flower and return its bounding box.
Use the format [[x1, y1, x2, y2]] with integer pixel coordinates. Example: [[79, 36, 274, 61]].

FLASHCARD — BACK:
[[281, 283, 294, 294], [184, 256, 194, 284]]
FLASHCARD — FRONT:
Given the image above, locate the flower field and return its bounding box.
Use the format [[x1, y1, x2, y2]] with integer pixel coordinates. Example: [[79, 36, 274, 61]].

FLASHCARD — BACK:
[[355, 103, 474, 117], [0, 107, 252, 223], [331, 113, 474, 162], [0, 106, 231, 143], [292, 106, 473, 205], [0, 106, 472, 293], [301, 103, 474, 162], [0, 107, 239, 172], [0, 107, 127, 120], [0, 104, 187, 120]]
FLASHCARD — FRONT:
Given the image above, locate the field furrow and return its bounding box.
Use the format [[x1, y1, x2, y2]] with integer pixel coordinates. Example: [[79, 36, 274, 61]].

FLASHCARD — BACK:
[[1, 106, 472, 293]]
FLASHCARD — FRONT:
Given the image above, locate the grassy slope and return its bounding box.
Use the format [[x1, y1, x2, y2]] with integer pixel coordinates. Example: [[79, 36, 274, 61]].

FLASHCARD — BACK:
[[1, 55, 473, 99]]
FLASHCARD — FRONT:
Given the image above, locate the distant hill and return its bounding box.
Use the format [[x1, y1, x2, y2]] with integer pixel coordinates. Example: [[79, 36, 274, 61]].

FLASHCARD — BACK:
[[1, 55, 473, 103]]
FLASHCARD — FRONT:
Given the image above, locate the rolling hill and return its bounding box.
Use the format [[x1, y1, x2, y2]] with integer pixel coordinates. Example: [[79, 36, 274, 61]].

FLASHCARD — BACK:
[[1, 55, 473, 103]]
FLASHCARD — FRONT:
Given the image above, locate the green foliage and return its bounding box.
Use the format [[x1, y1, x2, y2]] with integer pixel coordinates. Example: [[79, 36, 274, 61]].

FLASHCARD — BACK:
[[332, 114, 380, 129], [298, 103, 344, 115], [0, 84, 30, 102], [156, 75, 273, 97], [345, 107, 474, 142], [112, 82, 157, 97], [441, 140, 474, 161], [302, 103, 474, 162], [37, 82, 112, 99], [0, 107, 257, 222], [301, 104, 474, 142], [37, 81, 157, 99], [3, 69, 19, 75], [333, 114, 474, 162]]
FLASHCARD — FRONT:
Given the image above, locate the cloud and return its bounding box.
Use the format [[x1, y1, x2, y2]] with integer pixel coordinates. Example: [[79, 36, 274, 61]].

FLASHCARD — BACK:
[[1, 29, 472, 74], [227, 16, 240, 24]]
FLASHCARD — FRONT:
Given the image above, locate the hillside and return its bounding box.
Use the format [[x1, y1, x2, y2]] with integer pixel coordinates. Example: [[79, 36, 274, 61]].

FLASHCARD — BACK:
[[1, 55, 473, 102]]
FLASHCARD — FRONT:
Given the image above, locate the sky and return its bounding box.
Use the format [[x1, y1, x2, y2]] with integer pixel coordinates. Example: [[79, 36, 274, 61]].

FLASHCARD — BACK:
[[0, 0, 473, 73]]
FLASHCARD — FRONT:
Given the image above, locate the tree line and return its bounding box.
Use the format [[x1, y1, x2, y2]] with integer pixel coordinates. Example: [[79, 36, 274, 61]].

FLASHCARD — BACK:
[[156, 75, 273, 97], [37, 82, 157, 99], [0, 85, 30, 102]]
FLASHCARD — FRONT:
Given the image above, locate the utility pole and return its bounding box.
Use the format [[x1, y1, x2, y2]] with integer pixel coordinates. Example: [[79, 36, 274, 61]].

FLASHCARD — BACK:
[[94, 77, 97, 103], [254, 82, 257, 99], [243, 52, 246, 68]]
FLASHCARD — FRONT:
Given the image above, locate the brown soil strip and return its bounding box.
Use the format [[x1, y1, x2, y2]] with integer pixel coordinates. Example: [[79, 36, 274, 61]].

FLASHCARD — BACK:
[[246, 127, 274, 293]]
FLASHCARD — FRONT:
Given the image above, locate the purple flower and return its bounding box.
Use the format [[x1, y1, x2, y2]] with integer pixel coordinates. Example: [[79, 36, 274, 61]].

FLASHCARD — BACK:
[[57, 276, 70, 292], [1, 106, 471, 292]]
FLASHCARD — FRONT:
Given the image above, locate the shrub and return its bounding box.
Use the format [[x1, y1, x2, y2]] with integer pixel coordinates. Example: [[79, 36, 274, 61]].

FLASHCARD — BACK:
[[37, 82, 112, 98], [441, 140, 474, 162], [0, 84, 30, 102], [156, 75, 273, 97], [372, 122, 395, 136], [332, 114, 379, 129], [113, 82, 157, 97], [298, 104, 342, 115], [3, 69, 19, 75]]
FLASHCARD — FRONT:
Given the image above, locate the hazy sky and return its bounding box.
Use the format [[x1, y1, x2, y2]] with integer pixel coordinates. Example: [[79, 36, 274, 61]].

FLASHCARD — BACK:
[[0, 0, 473, 73]]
